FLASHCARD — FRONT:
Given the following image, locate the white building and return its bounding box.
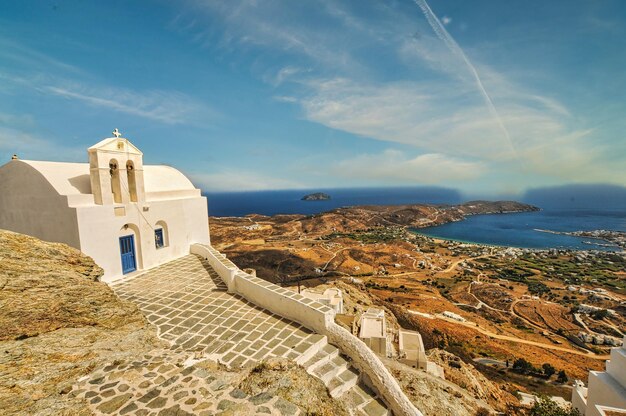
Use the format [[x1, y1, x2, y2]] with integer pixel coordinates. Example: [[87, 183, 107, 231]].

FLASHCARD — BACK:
[[398, 328, 445, 379], [300, 288, 344, 314], [572, 336, 626, 416], [0, 130, 210, 282], [359, 308, 389, 356], [442, 311, 466, 322], [398, 329, 428, 370]]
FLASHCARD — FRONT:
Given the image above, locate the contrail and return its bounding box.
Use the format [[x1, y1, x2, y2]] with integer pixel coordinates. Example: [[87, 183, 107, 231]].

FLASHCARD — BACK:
[[413, 0, 519, 159]]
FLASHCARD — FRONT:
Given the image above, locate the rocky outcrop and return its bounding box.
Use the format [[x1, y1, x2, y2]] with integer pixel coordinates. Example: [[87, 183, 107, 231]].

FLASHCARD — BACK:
[[0, 230, 148, 340], [0, 229, 163, 415], [239, 358, 350, 416], [382, 357, 493, 416], [427, 349, 518, 411]]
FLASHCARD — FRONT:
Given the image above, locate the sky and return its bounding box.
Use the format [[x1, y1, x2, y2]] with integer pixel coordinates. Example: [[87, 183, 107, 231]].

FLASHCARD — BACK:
[[1, 0, 625, 194]]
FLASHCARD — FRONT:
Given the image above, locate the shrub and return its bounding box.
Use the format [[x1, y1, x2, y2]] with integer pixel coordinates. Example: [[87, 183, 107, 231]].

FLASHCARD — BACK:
[[530, 396, 580, 416], [592, 309, 609, 320], [513, 358, 534, 374], [542, 363, 556, 378]]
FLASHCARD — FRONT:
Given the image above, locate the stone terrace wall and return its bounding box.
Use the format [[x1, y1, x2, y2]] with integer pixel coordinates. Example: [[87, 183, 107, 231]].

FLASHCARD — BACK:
[[191, 244, 422, 416]]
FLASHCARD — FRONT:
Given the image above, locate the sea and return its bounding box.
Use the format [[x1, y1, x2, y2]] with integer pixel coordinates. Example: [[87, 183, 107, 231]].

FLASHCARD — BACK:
[[204, 186, 626, 252]]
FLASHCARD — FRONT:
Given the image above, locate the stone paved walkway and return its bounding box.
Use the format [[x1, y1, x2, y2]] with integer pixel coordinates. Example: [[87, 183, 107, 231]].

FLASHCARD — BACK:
[[112, 255, 325, 368], [71, 254, 389, 416]]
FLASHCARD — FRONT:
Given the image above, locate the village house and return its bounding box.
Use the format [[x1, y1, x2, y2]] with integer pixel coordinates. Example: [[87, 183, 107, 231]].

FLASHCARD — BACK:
[[0, 129, 210, 282]]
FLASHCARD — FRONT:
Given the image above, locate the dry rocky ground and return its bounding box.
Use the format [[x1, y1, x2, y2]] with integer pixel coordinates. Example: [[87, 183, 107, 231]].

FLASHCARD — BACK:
[[0, 230, 163, 415], [302, 280, 518, 414]]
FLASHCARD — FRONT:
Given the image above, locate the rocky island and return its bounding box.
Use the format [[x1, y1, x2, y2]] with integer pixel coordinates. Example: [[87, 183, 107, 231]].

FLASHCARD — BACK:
[[301, 192, 331, 201]]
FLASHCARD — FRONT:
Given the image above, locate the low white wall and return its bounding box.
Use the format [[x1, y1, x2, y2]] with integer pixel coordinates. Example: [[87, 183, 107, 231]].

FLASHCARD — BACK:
[[571, 386, 587, 416], [191, 244, 423, 416], [326, 322, 422, 416], [234, 271, 334, 334], [191, 244, 333, 333], [192, 244, 236, 290]]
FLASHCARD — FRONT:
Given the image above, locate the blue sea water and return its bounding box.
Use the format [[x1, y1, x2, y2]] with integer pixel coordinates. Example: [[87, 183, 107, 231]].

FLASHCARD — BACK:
[[205, 187, 462, 217], [204, 187, 626, 251], [416, 210, 626, 251]]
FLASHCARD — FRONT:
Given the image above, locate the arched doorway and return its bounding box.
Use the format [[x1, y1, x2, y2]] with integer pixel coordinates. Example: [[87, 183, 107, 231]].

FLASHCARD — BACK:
[[119, 223, 142, 274]]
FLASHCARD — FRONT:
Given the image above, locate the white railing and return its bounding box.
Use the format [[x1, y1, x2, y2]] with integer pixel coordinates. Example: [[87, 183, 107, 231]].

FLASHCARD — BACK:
[[190, 243, 422, 416]]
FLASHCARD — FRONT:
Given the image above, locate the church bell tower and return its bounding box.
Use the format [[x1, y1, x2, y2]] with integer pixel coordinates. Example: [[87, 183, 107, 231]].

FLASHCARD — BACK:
[[88, 129, 146, 205]]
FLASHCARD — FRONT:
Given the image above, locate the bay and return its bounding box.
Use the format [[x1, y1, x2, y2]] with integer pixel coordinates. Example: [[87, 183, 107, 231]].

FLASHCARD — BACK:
[[204, 187, 626, 252], [416, 210, 625, 251]]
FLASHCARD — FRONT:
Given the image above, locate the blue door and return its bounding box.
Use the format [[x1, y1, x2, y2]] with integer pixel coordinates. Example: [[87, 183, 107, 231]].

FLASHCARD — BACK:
[[119, 235, 137, 274]]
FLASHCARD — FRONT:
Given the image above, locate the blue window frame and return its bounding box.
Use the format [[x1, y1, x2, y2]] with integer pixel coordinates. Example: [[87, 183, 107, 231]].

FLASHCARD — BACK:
[[155, 228, 164, 249]]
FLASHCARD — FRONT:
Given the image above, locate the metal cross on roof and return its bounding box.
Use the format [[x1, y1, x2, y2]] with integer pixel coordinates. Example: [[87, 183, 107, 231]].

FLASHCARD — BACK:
[[112, 128, 121, 138]]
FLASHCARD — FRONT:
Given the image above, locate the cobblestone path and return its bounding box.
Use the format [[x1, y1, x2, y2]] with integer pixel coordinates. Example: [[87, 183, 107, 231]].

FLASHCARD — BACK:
[[70, 350, 304, 415]]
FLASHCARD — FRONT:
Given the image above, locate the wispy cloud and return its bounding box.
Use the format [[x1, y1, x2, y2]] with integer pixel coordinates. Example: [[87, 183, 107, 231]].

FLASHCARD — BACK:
[[44, 84, 216, 125], [0, 38, 85, 75], [174, 1, 623, 187], [297, 76, 616, 184], [0, 38, 217, 126], [414, 0, 516, 158], [189, 170, 304, 192], [177, 0, 379, 75], [0, 123, 84, 162], [265, 66, 308, 86], [334, 149, 486, 185], [297, 78, 529, 160], [1, 72, 217, 125]]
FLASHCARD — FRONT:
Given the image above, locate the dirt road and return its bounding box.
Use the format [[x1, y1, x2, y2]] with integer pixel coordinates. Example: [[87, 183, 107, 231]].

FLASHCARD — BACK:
[[434, 314, 610, 360]]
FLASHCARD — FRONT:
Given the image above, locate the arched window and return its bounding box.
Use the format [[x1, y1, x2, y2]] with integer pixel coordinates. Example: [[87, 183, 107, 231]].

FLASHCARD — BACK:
[[109, 159, 122, 203], [155, 220, 169, 249], [126, 160, 137, 202]]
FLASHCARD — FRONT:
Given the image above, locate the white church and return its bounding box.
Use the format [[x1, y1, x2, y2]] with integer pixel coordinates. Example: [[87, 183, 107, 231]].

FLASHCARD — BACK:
[[0, 129, 210, 282]]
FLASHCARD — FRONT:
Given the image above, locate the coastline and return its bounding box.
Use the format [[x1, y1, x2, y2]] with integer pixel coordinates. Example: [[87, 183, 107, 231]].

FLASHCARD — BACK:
[[410, 230, 516, 249], [534, 228, 625, 251], [209, 199, 624, 253], [411, 211, 625, 253]]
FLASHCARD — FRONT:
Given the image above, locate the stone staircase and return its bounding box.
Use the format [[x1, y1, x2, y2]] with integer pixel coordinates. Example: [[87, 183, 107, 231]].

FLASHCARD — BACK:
[[208, 323, 390, 415], [299, 342, 390, 416]]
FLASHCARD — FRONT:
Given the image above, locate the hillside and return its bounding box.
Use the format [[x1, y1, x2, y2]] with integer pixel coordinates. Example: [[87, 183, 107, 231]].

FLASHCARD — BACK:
[[210, 202, 623, 411]]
